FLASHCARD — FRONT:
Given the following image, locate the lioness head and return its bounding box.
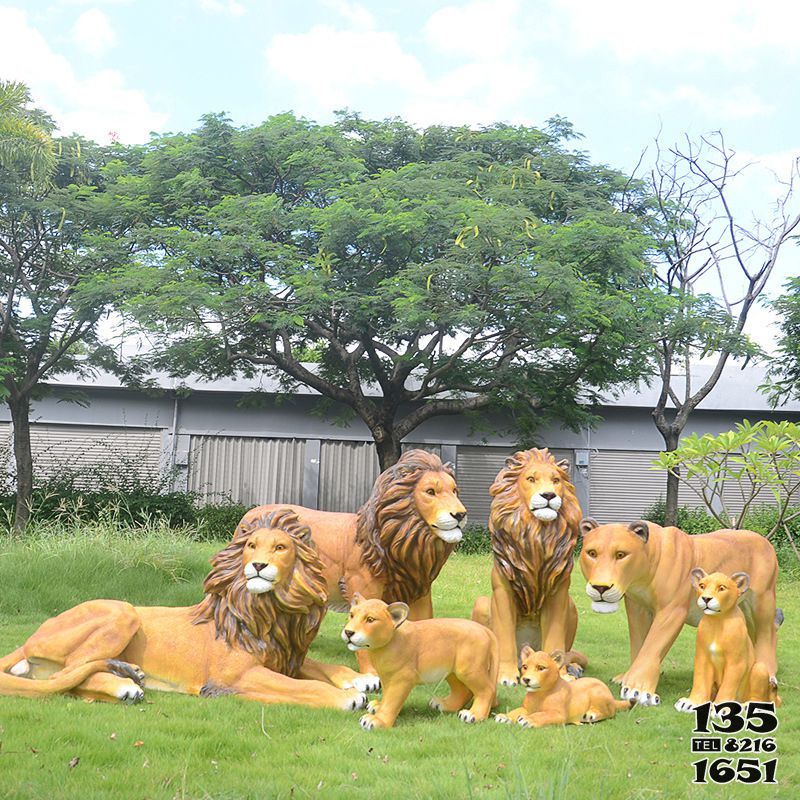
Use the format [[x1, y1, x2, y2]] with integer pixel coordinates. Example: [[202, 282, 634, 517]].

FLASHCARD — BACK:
[[579, 519, 653, 613], [408, 462, 467, 544], [691, 568, 749, 615], [241, 525, 299, 595], [341, 593, 409, 651], [518, 645, 564, 692]]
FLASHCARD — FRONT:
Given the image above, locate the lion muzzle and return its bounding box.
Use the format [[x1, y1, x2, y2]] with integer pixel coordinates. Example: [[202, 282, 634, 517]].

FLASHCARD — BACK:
[[698, 595, 721, 614], [432, 512, 465, 544], [530, 493, 562, 522], [585, 581, 622, 613], [341, 628, 369, 651], [244, 562, 279, 594]]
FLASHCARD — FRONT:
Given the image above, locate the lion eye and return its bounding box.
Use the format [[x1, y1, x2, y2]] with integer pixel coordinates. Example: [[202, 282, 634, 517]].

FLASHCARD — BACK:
[[718, 586, 726, 591], [537, 665, 546, 671], [425, 488, 436, 496], [616, 552, 627, 559], [366, 617, 375, 624], [274, 544, 285, 551], [553, 478, 560, 484], [248, 542, 256, 549], [526, 476, 535, 483], [586, 550, 597, 558]]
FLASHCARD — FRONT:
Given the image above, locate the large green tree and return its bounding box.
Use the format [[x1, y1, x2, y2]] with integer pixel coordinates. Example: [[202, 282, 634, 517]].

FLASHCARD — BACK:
[[124, 113, 663, 468], [0, 88, 142, 531]]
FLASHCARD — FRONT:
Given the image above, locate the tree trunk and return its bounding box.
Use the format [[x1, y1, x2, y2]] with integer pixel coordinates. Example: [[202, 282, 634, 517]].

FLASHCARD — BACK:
[[373, 425, 402, 471], [8, 392, 34, 534], [662, 431, 680, 527]]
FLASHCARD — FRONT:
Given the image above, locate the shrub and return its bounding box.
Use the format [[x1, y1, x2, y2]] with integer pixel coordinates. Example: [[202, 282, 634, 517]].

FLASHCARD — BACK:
[[195, 503, 249, 541], [457, 524, 492, 554]]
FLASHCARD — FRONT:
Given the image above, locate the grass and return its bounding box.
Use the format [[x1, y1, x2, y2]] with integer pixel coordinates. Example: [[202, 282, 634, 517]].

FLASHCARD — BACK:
[[0, 523, 797, 799]]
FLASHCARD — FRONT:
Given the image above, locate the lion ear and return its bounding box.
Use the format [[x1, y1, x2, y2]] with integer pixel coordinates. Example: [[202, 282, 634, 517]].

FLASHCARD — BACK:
[[387, 602, 409, 628], [556, 458, 570, 473], [519, 642, 535, 660], [628, 520, 649, 543], [549, 650, 565, 666], [690, 567, 707, 589], [580, 517, 599, 535], [505, 452, 523, 469], [731, 572, 750, 595], [350, 592, 365, 607]]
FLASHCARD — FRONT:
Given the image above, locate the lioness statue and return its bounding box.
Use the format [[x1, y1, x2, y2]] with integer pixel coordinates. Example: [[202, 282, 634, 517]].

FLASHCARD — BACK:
[[579, 518, 779, 707], [0, 509, 367, 711], [342, 594, 498, 729], [495, 646, 630, 728], [240, 449, 467, 679], [675, 569, 781, 713], [472, 448, 587, 687]]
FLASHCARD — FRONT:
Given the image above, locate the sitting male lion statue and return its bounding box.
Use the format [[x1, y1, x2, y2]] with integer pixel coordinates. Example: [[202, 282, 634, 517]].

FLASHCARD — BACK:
[[472, 448, 587, 687], [579, 518, 780, 707], [0, 509, 367, 711], [239, 449, 467, 677]]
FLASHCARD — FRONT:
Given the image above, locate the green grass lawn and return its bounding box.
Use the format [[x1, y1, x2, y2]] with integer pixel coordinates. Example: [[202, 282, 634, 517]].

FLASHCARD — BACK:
[[0, 527, 797, 799]]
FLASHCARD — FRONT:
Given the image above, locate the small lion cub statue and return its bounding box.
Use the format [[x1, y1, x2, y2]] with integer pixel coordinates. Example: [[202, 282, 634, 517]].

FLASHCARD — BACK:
[[496, 646, 630, 728], [342, 594, 498, 729], [675, 569, 781, 713]]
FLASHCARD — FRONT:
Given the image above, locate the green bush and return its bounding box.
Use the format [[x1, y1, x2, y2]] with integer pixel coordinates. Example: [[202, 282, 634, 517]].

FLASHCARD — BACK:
[[195, 503, 248, 541], [457, 523, 492, 554], [642, 500, 719, 535]]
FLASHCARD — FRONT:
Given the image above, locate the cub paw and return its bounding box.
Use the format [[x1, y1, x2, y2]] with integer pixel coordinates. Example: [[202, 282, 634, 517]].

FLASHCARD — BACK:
[[457, 709, 476, 724], [581, 710, 598, 723], [350, 674, 381, 693], [367, 700, 381, 714], [674, 697, 696, 713], [343, 691, 368, 711], [494, 713, 512, 724], [429, 697, 444, 712], [517, 716, 533, 729], [498, 670, 519, 688], [359, 713, 383, 730]]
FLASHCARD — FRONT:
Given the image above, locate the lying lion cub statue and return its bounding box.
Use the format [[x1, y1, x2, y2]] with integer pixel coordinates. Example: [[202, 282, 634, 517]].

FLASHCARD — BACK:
[[342, 594, 498, 729], [675, 570, 781, 713], [579, 518, 779, 707], [0, 509, 367, 711], [495, 646, 630, 727]]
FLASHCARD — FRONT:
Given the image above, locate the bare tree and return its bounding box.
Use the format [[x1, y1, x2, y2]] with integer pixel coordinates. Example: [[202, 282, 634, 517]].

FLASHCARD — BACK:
[[647, 132, 800, 525]]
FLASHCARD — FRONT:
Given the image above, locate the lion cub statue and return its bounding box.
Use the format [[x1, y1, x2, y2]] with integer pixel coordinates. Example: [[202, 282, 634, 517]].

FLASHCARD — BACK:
[[675, 570, 781, 713], [496, 646, 630, 728], [579, 518, 779, 708], [342, 594, 498, 729]]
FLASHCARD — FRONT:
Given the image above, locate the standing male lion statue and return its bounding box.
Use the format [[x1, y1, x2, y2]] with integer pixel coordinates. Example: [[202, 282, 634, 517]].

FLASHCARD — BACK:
[[472, 448, 587, 687], [239, 449, 467, 679], [0, 509, 367, 710]]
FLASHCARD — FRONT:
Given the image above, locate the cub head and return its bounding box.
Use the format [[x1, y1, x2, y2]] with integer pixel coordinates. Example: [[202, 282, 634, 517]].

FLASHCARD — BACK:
[[241, 524, 299, 595], [341, 593, 409, 651], [518, 645, 564, 692], [691, 568, 749, 615], [579, 519, 653, 613]]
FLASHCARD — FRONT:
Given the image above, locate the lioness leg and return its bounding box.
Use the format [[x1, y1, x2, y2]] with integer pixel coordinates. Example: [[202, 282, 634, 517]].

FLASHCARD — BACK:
[[471, 595, 491, 627], [752, 596, 779, 679], [430, 674, 471, 713], [233, 666, 368, 710]]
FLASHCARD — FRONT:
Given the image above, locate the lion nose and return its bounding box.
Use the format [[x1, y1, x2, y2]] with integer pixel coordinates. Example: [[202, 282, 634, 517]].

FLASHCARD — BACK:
[[344, 629, 354, 639], [591, 584, 611, 596], [251, 562, 267, 573], [452, 511, 466, 522], [540, 492, 557, 501], [521, 676, 531, 685], [701, 596, 712, 604]]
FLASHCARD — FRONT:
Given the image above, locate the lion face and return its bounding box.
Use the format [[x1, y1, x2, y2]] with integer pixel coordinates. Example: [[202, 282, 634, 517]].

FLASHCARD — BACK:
[[341, 594, 409, 651], [241, 527, 297, 595], [691, 569, 749, 615], [516, 459, 569, 522], [579, 520, 652, 613], [518, 646, 562, 692], [413, 469, 467, 544]]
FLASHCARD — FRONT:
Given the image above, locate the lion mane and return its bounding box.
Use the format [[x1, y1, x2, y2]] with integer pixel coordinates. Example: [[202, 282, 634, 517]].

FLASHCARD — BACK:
[[354, 449, 457, 605], [489, 448, 582, 617], [193, 508, 328, 678]]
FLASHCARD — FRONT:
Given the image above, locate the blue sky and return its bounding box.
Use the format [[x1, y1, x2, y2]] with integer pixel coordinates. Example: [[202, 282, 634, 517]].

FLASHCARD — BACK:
[[1, 0, 798, 345]]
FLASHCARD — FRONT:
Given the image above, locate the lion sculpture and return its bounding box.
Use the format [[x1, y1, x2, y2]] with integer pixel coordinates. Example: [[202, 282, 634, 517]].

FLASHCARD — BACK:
[[239, 449, 467, 679], [0, 509, 368, 710], [579, 518, 780, 707], [472, 448, 587, 687]]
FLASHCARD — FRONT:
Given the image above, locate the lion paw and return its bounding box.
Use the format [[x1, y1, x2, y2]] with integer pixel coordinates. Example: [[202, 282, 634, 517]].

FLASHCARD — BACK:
[[429, 697, 444, 712], [498, 669, 519, 688], [517, 716, 533, 729], [581, 710, 598, 723], [116, 679, 145, 704], [494, 713, 512, 724], [342, 691, 368, 711], [359, 713, 385, 730], [367, 700, 381, 714], [674, 697, 696, 713], [457, 709, 476, 724], [621, 684, 660, 707], [611, 673, 625, 685], [350, 674, 381, 693]]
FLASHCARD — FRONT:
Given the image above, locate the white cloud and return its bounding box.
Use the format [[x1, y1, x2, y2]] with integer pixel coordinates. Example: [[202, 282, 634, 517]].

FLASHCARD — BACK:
[[265, 0, 542, 127], [322, 0, 375, 30], [199, 0, 246, 16], [644, 85, 773, 122], [554, 0, 800, 63], [0, 6, 166, 143], [72, 8, 117, 56]]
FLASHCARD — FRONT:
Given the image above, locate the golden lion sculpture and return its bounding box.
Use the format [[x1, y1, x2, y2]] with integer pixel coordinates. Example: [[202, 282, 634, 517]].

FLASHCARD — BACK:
[[0, 509, 367, 710], [579, 518, 780, 707], [472, 448, 587, 687], [239, 449, 467, 679]]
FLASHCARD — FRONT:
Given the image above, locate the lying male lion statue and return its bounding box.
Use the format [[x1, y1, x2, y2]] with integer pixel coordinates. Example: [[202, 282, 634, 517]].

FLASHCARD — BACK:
[[239, 449, 467, 678], [0, 509, 367, 710], [579, 518, 780, 707], [472, 448, 587, 687]]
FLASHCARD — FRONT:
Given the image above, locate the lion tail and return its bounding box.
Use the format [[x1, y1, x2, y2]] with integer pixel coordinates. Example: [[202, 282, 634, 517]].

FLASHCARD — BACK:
[[0, 658, 116, 699]]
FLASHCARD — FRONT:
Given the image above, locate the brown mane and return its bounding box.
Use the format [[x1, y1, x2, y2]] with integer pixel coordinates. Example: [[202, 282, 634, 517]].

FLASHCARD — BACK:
[[354, 449, 457, 605], [193, 508, 328, 677], [489, 448, 582, 616]]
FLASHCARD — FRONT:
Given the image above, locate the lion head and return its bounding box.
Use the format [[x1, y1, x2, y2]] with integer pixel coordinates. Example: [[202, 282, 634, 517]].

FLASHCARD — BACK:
[[489, 448, 582, 616], [193, 508, 328, 677], [354, 449, 467, 605]]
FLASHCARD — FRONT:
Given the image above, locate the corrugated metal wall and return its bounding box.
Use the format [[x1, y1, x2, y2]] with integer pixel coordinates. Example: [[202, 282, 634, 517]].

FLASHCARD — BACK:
[[317, 441, 442, 512], [28, 424, 162, 488], [456, 446, 573, 526], [188, 435, 305, 507]]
